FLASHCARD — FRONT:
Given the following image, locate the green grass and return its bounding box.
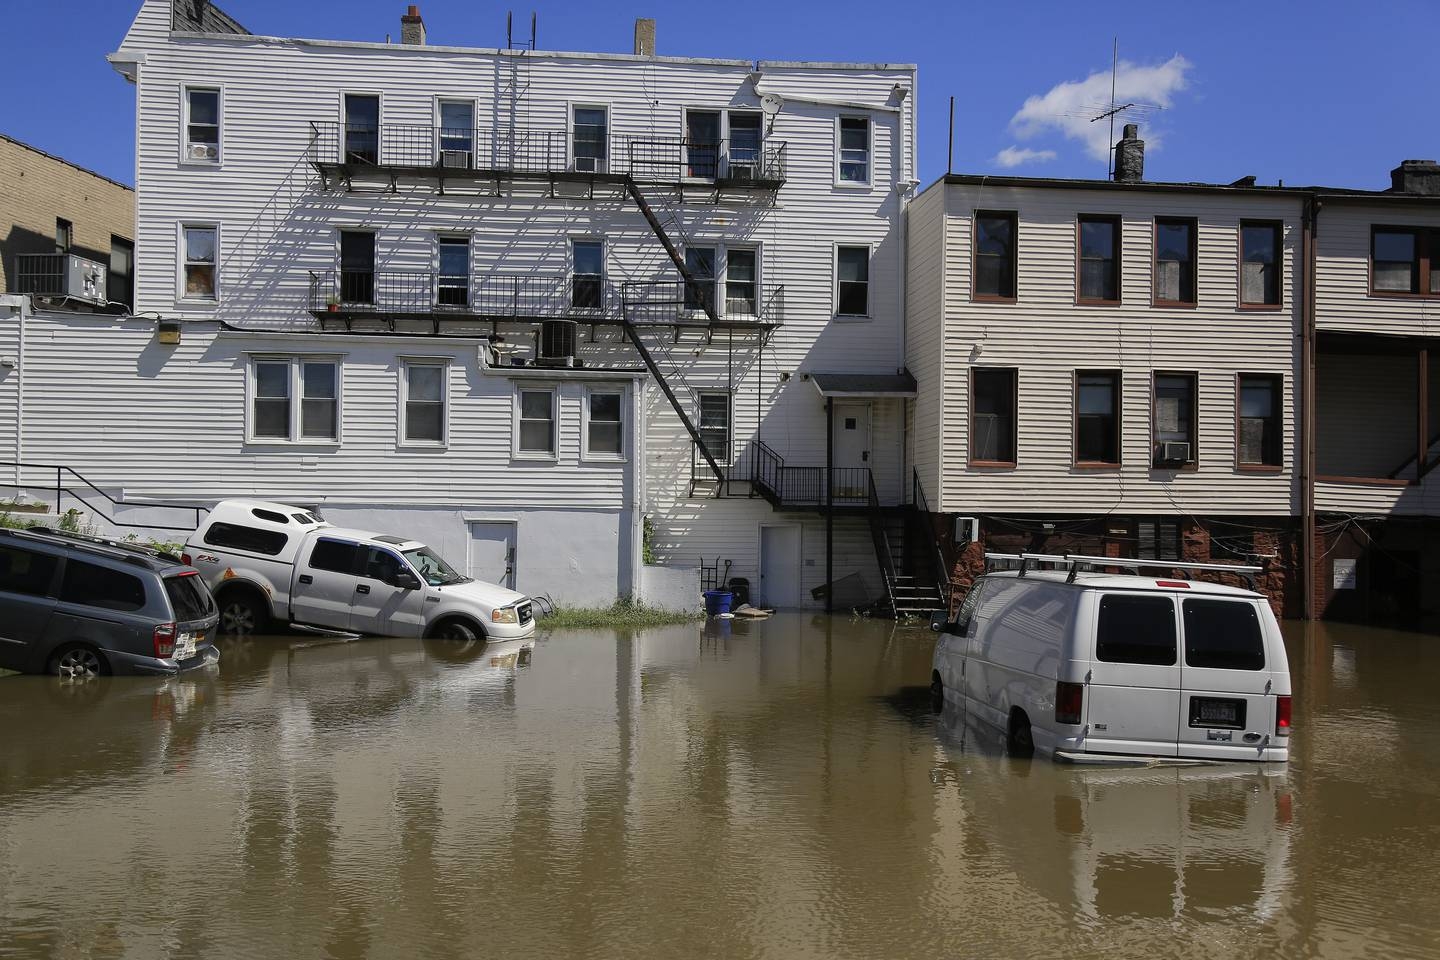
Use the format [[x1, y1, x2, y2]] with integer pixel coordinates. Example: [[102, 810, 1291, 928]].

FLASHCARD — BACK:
[[539, 598, 702, 629]]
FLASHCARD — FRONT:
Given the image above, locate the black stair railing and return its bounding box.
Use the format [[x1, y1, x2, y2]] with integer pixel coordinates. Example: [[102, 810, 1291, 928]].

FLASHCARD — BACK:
[[866, 471, 898, 608], [0, 461, 205, 534], [912, 468, 954, 607]]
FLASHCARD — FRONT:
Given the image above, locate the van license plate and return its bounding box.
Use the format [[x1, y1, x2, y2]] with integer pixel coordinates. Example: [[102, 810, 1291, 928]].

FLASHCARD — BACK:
[[1189, 697, 1245, 730]]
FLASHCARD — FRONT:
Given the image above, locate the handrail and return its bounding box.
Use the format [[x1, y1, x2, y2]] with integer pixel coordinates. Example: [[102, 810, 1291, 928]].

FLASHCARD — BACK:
[[0, 460, 205, 533], [911, 469, 952, 600], [866, 471, 897, 597]]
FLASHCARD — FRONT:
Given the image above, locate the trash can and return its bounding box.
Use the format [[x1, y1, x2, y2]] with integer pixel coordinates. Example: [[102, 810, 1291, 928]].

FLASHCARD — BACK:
[[703, 590, 734, 616], [727, 577, 751, 608]]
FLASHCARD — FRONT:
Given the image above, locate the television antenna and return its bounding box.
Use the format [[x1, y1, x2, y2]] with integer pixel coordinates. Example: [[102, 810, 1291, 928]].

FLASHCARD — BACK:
[[1087, 38, 1162, 178]]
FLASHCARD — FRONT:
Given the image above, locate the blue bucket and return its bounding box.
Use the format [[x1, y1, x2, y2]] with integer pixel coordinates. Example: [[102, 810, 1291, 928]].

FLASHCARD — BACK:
[[703, 590, 734, 616]]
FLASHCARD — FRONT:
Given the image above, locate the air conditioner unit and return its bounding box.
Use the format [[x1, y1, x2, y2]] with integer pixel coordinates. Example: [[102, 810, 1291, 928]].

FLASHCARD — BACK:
[[1159, 441, 1192, 464], [440, 149, 472, 169], [727, 161, 756, 181], [955, 516, 979, 544], [187, 143, 218, 161], [574, 156, 603, 174], [536, 319, 579, 367], [63, 255, 108, 305]]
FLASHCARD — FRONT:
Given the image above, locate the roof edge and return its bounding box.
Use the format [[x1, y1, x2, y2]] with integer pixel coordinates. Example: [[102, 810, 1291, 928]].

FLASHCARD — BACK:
[[0, 133, 133, 192]]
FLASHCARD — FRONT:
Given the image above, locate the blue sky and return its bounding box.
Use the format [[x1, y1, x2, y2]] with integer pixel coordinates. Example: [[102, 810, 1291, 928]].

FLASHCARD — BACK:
[[3, 0, 1433, 190]]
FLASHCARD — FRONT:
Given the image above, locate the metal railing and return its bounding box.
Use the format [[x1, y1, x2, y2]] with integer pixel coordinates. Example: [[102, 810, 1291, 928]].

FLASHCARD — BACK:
[[621, 280, 784, 327], [308, 270, 620, 322], [867, 471, 898, 596], [748, 440, 870, 508], [0, 461, 205, 534], [911, 468, 953, 603], [619, 135, 787, 184]]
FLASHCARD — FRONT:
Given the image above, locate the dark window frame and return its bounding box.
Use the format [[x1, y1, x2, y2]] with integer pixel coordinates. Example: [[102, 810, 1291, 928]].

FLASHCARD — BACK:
[[1074, 369, 1122, 467], [1076, 214, 1122, 305], [1152, 217, 1198, 307], [59, 559, 148, 613], [1369, 225, 1440, 299], [836, 245, 870, 317], [55, 218, 72, 254], [969, 366, 1018, 467], [1238, 220, 1283, 309], [202, 521, 290, 556], [0, 544, 62, 598], [697, 391, 732, 466], [1151, 370, 1199, 470], [972, 210, 1019, 303], [308, 538, 363, 575], [1235, 373, 1284, 471]]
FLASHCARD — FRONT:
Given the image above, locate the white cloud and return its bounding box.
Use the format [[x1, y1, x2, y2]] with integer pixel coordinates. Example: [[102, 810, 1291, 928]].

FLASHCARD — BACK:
[[993, 146, 1057, 168], [1009, 55, 1192, 161]]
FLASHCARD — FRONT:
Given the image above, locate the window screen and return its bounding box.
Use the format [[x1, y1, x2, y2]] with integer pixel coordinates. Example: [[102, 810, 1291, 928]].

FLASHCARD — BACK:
[[0, 546, 60, 597], [1096, 594, 1177, 665], [203, 522, 289, 556], [60, 560, 147, 612], [1183, 599, 1266, 670], [309, 539, 361, 574]]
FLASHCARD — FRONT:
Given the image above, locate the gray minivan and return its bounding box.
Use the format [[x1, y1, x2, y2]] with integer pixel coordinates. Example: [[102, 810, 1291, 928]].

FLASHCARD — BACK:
[[0, 528, 220, 677]]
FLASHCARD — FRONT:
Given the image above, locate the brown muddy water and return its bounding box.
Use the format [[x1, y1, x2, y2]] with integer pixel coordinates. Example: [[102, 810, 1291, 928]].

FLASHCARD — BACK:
[[0, 615, 1437, 959]]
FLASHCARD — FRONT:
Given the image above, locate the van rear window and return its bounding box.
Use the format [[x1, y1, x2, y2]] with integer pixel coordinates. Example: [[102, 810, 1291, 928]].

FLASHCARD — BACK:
[[165, 574, 214, 622], [1096, 594, 1177, 665], [203, 522, 289, 556], [1183, 599, 1265, 671]]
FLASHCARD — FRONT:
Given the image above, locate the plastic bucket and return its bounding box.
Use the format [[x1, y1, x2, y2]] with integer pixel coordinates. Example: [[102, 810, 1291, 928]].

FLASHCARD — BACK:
[[703, 590, 734, 616]]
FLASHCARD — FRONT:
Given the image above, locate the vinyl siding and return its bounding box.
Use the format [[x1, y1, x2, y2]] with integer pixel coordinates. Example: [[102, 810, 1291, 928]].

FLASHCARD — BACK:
[[905, 184, 945, 504], [1315, 202, 1440, 337]]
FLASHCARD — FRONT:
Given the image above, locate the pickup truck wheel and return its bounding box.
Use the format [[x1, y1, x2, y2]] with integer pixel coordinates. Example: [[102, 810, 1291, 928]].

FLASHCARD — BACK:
[[430, 618, 483, 643], [217, 589, 270, 636]]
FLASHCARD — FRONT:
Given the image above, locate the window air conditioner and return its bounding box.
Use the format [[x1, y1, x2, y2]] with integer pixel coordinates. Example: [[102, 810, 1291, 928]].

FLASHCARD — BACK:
[[188, 143, 218, 161], [65, 255, 108, 305], [727, 160, 756, 181], [574, 156, 600, 174], [1159, 441, 1191, 464], [440, 150, 472, 169], [955, 516, 979, 544]]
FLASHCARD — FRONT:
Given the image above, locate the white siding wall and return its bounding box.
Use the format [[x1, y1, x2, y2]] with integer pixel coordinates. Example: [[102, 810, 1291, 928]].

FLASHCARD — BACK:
[[905, 186, 945, 505], [1316, 202, 1440, 336], [927, 182, 1301, 517]]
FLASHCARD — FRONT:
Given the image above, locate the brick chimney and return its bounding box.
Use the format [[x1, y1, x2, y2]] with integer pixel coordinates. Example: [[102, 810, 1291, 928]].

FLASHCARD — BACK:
[[401, 5, 426, 46], [1390, 159, 1440, 196], [1114, 123, 1144, 183], [634, 18, 656, 56]]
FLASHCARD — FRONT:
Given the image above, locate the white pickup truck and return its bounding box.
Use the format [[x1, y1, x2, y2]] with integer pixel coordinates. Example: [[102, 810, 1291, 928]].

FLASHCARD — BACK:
[[182, 500, 535, 641]]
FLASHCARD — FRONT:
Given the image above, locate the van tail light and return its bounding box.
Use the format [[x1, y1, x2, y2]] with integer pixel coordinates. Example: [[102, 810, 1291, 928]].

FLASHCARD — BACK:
[[181, 553, 192, 566], [1055, 681, 1084, 726], [1276, 695, 1292, 737], [153, 622, 177, 659]]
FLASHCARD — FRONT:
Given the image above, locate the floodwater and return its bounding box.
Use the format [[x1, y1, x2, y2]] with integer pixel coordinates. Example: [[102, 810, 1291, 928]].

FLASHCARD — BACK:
[[0, 617, 1437, 959]]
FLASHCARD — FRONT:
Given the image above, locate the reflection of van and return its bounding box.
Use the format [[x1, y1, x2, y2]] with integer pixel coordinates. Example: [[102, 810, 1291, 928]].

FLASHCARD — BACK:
[[931, 554, 1291, 763]]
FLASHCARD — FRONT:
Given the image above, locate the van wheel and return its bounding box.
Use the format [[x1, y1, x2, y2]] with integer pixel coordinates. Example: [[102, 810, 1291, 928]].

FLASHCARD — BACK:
[[217, 588, 270, 636], [930, 672, 945, 714], [1007, 710, 1035, 758], [50, 644, 110, 679], [430, 618, 483, 644]]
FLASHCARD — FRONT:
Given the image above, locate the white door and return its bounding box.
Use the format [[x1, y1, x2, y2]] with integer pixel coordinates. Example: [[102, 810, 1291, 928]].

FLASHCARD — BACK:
[[468, 522, 516, 589], [1083, 592, 1181, 758], [1175, 598, 1278, 760], [831, 401, 871, 499], [759, 525, 802, 609]]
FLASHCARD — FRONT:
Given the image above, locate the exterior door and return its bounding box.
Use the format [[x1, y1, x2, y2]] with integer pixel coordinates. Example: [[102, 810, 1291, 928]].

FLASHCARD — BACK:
[[759, 524, 801, 608], [469, 522, 516, 590], [1176, 598, 1277, 760], [831, 401, 871, 499], [1083, 592, 1181, 757], [291, 537, 364, 631], [350, 545, 430, 637]]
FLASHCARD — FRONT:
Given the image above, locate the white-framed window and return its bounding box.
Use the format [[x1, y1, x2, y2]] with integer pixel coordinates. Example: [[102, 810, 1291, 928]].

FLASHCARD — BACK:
[[514, 386, 558, 459], [572, 239, 604, 310], [680, 245, 761, 318], [181, 224, 218, 301], [436, 235, 469, 307], [184, 86, 220, 163], [584, 388, 625, 460], [684, 246, 717, 312], [697, 391, 731, 465], [837, 116, 871, 185], [726, 248, 758, 317], [835, 245, 870, 317], [401, 359, 448, 446], [249, 356, 341, 444], [437, 99, 475, 167], [572, 104, 608, 173]]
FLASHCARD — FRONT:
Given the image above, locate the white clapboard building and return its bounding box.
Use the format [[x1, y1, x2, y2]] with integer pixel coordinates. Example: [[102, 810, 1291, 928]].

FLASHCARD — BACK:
[[0, 0, 919, 611]]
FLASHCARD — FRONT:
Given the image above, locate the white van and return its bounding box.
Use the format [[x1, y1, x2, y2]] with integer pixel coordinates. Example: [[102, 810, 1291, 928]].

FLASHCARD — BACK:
[[931, 553, 1292, 763]]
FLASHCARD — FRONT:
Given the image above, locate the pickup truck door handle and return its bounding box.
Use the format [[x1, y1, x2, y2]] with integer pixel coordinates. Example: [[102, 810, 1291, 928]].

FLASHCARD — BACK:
[[356, 584, 370, 595], [298, 575, 313, 585]]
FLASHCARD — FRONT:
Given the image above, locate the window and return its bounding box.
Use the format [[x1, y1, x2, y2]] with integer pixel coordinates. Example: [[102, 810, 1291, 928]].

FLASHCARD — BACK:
[[698, 392, 731, 464], [182, 225, 217, 299], [516, 388, 556, 457], [970, 368, 1017, 465], [344, 93, 380, 164], [838, 117, 870, 183], [726, 249, 758, 316], [0, 546, 59, 597], [250, 357, 340, 444], [1137, 520, 1181, 560], [203, 521, 289, 556], [339, 230, 375, 305], [403, 361, 446, 445], [1183, 599, 1265, 671], [437, 236, 469, 307], [1240, 221, 1282, 306], [309, 538, 362, 574], [1371, 227, 1440, 296], [686, 111, 720, 179], [1096, 594, 1177, 666], [109, 236, 134, 310], [586, 390, 624, 458], [727, 112, 762, 177], [1076, 371, 1121, 465], [1154, 217, 1197, 306], [1078, 215, 1121, 303], [55, 218, 72, 254], [572, 106, 607, 173], [974, 211, 1017, 300], [164, 574, 214, 621], [60, 560, 147, 613], [836, 246, 870, 316], [1237, 374, 1282, 468], [1153, 372, 1197, 467], [437, 99, 474, 166], [184, 87, 220, 161], [572, 240, 603, 310], [684, 247, 716, 312], [363, 547, 405, 583]]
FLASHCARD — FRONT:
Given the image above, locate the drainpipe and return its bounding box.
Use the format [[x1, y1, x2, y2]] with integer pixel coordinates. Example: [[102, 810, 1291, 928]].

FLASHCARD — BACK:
[[1300, 195, 1320, 620], [826, 396, 834, 614]]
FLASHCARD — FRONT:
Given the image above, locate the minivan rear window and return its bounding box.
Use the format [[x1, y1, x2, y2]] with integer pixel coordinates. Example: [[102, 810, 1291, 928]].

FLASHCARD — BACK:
[[0, 545, 60, 597], [203, 522, 289, 556], [60, 559, 147, 612], [1183, 599, 1265, 671], [165, 574, 214, 621], [1096, 594, 1177, 665], [309, 538, 361, 574]]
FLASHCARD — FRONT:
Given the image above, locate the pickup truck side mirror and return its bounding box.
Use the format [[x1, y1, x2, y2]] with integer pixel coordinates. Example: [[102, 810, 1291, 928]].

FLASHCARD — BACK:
[[392, 570, 422, 591]]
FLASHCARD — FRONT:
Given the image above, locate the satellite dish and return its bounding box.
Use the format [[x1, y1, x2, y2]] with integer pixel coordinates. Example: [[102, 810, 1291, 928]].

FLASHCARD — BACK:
[[760, 93, 784, 118]]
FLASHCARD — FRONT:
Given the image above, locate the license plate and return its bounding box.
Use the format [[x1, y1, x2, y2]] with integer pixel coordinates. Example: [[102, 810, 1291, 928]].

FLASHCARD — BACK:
[[1189, 697, 1245, 730], [175, 632, 197, 661]]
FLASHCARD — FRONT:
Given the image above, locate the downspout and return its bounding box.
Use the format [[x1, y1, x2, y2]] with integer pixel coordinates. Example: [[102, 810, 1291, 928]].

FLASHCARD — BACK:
[[825, 396, 834, 613], [14, 296, 26, 489], [1301, 195, 1320, 620], [631, 376, 647, 604]]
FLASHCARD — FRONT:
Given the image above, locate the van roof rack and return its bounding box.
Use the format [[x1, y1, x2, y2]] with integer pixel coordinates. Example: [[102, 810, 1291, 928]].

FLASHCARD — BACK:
[[983, 552, 1263, 587]]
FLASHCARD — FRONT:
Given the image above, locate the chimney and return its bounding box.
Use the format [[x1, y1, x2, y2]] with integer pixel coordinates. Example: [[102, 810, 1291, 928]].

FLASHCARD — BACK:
[[634, 18, 656, 57], [401, 5, 426, 46], [1390, 159, 1440, 196], [1114, 123, 1144, 183]]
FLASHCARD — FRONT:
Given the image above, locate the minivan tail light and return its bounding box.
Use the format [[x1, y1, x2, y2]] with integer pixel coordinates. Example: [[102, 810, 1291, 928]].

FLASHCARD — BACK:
[[1055, 681, 1084, 726], [1276, 695, 1292, 736], [153, 622, 177, 659]]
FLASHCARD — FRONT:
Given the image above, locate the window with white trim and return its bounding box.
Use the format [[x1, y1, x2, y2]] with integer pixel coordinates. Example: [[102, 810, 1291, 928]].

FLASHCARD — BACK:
[[836, 246, 870, 316], [184, 87, 220, 162], [250, 357, 340, 443], [838, 117, 870, 183], [684, 246, 716, 312], [403, 361, 447, 445], [585, 389, 624, 458], [516, 387, 557, 458], [572, 105, 608, 173], [183, 225, 217, 300], [698, 392, 731, 465]]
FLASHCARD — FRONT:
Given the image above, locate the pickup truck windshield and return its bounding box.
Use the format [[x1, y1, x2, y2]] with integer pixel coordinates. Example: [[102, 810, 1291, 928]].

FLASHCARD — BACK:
[[403, 546, 468, 586]]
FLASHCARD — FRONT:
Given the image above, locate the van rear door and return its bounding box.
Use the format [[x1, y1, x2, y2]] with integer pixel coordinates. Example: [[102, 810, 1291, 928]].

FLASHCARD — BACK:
[[1084, 592, 1181, 758], [1176, 597, 1274, 760]]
